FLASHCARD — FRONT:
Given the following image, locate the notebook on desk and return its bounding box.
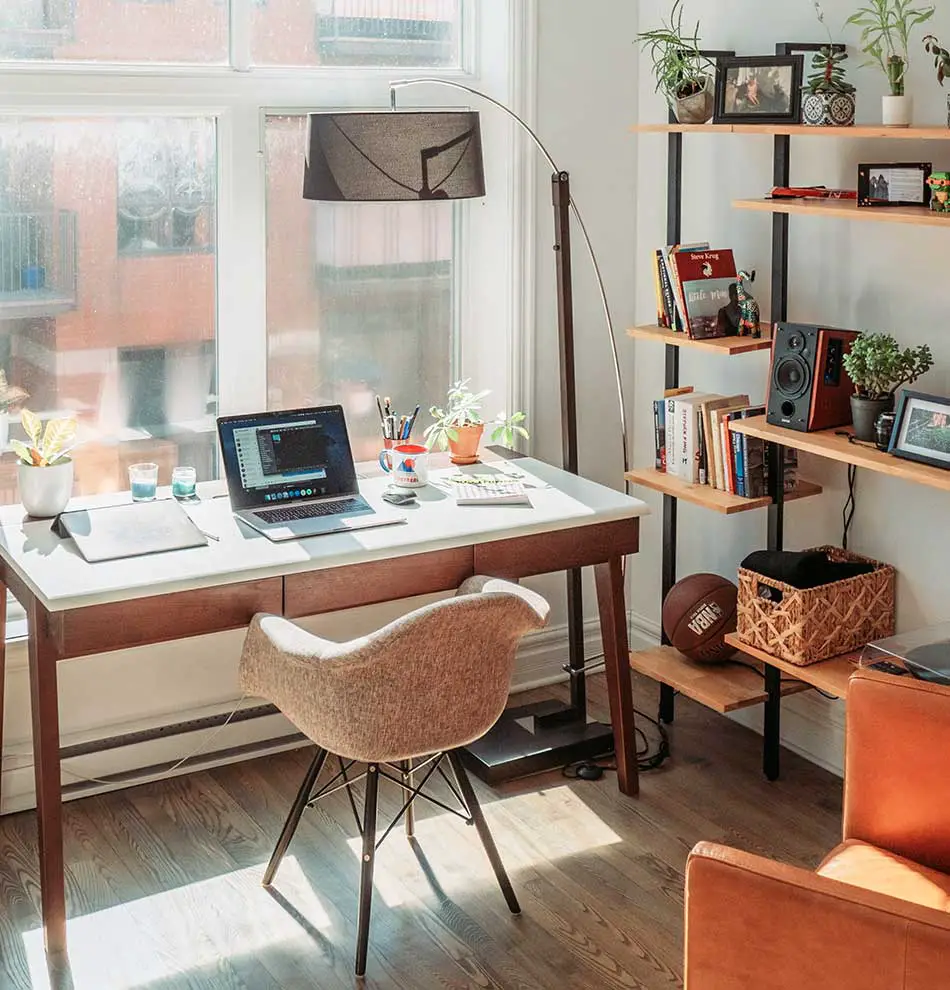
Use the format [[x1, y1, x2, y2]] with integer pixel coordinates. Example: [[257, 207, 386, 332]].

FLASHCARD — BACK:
[[53, 499, 208, 563]]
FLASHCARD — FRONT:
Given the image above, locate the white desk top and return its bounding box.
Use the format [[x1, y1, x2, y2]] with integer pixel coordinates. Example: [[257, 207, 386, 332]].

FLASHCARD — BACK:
[[0, 459, 649, 612]]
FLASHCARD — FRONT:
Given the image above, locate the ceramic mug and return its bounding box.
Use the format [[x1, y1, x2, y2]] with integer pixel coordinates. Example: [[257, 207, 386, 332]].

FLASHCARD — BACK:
[[378, 443, 429, 488]]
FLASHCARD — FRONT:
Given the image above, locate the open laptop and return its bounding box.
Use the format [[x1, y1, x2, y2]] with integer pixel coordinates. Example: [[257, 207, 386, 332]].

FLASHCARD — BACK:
[[216, 405, 405, 542]]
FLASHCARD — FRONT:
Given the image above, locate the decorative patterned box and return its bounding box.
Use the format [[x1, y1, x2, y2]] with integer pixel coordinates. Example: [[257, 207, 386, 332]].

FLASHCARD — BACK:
[[736, 546, 896, 666]]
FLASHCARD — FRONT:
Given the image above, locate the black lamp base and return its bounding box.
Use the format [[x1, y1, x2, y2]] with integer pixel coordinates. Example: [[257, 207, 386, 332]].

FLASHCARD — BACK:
[[460, 700, 615, 786]]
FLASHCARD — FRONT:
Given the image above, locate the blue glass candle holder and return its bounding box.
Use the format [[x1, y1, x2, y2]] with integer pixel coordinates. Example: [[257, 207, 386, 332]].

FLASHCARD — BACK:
[[172, 466, 197, 499], [128, 462, 158, 501]]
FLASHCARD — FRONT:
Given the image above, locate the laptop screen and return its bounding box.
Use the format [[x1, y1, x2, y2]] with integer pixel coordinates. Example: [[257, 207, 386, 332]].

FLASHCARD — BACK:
[[217, 405, 359, 510]]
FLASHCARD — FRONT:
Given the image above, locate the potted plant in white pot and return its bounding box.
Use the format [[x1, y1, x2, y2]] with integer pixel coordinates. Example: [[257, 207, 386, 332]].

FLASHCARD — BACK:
[[635, 0, 716, 125], [923, 34, 950, 126], [0, 369, 29, 452], [847, 0, 934, 127], [12, 409, 77, 517], [842, 333, 933, 441], [424, 380, 528, 465], [803, 4, 857, 126]]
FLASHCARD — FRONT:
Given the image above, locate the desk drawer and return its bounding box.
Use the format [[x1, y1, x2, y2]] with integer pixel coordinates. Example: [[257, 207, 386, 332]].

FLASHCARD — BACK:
[[284, 548, 474, 617], [50, 578, 283, 659], [474, 518, 639, 579]]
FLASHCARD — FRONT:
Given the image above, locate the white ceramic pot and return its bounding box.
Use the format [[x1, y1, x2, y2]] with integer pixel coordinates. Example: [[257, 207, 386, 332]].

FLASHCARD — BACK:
[[18, 458, 73, 518], [0, 413, 8, 453], [882, 94, 912, 127]]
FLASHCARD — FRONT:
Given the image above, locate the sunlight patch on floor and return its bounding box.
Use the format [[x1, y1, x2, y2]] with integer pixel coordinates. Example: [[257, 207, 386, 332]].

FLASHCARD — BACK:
[[22, 857, 331, 990]]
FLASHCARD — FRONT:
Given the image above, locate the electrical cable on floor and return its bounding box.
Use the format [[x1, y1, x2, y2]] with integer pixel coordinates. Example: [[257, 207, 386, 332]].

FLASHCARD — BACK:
[[0, 694, 250, 787], [563, 706, 670, 780]]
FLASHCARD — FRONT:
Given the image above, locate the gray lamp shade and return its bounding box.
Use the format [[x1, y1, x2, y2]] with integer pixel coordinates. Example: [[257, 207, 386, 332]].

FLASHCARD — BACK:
[[303, 111, 485, 202]]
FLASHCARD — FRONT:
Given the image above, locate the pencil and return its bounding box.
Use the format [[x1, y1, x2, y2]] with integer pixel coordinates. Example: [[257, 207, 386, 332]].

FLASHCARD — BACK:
[[376, 395, 385, 424]]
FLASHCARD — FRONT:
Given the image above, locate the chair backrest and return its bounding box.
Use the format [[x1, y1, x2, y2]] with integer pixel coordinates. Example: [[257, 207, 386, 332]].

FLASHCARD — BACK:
[[243, 576, 549, 763]]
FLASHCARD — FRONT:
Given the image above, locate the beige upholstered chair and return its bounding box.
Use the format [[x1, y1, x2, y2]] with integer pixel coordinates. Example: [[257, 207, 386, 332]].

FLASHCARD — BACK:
[[240, 575, 549, 976]]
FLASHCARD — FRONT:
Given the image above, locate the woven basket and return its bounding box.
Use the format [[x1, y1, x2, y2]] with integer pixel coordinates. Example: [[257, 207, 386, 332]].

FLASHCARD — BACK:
[[736, 546, 896, 666]]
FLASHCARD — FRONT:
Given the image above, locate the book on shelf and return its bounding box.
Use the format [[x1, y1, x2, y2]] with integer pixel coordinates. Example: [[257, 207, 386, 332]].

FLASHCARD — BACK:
[[671, 391, 713, 483], [653, 400, 667, 471], [671, 248, 739, 340], [663, 386, 693, 478], [732, 406, 765, 497], [656, 242, 709, 332], [653, 250, 670, 328], [709, 397, 750, 490]]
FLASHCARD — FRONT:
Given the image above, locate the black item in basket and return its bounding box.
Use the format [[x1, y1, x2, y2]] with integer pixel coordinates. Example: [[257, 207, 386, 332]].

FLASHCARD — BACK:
[[740, 549, 875, 590]]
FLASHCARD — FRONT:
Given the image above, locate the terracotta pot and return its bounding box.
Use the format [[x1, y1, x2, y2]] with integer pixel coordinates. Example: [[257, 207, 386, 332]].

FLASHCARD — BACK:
[[448, 424, 484, 465], [674, 76, 714, 125]]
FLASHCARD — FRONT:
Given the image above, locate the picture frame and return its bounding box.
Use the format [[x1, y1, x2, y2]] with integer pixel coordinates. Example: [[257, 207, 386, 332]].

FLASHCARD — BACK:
[[888, 390, 950, 470], [713, 55, 804, 125], [858, 162, 932, 208]]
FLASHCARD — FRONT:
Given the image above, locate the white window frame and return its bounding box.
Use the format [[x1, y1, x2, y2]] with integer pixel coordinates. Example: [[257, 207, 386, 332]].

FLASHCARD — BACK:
[[0, 0, 536, 635]]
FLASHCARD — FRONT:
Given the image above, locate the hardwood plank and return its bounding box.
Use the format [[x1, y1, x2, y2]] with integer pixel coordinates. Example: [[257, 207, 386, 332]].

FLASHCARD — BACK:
[[723, 633, 858, 698], [624, 468, 822, 515], [475, 519, 639, 579], [729, 415, 950, 494], [733, 196, 950, 228], [51, 579, 283, 660], [630, 645, 812, 713], [632, 122, 950, 139], [0, 586, 6, 816], [627, 323, 773, 354], [284, 547, 474, 618]]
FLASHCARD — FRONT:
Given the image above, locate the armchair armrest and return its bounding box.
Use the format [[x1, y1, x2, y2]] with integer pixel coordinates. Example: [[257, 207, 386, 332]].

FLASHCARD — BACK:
[[685, 842, 950, 990], [845, 669, 950, 872]]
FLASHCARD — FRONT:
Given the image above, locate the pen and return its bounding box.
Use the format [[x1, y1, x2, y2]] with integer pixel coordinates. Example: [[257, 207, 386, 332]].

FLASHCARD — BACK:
[[384, 396, 392, 417], [406, 404, 421, 439], [376, 395, 385, 425]]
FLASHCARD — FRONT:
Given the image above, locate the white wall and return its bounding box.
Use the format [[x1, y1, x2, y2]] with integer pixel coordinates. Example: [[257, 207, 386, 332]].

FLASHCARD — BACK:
[[635, 0, 950, 774]]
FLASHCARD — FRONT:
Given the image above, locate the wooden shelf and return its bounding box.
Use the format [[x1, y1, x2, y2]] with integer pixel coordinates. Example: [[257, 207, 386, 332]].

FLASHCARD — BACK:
[[630, 645, 811, 714], [632, 123, 950, 140], [733, 197, 950, 228], [729, 416, 950, 495], [627, 323, 774, 354], [625, 468, 823, 515], [723, 633, 858, 699]]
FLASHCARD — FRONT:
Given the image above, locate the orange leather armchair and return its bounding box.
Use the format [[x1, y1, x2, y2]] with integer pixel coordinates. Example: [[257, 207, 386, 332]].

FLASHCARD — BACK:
[[684, 668, 950, 990]]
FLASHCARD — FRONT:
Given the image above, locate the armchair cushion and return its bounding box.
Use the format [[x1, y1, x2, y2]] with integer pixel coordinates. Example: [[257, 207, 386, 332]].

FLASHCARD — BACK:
[[818, 840, 950, 914]]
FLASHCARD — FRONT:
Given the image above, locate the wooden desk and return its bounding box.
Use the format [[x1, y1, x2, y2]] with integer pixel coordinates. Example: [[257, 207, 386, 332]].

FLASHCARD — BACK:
[[0, 458, 647, 958]]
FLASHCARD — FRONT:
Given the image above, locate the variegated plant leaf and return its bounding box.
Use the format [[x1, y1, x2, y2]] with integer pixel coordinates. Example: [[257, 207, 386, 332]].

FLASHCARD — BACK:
[[21, 408, 42, 447], [40, 418, 77, 465], [11, 439, 34, 466]]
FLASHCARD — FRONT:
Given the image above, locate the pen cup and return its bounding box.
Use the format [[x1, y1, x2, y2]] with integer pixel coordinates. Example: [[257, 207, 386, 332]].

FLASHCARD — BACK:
[[378, 444, 429, 488], [129, 462, 159, 501]]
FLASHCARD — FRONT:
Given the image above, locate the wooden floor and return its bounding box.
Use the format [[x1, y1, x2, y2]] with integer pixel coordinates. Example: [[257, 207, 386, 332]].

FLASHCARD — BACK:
[[0, 674, 843, 990]]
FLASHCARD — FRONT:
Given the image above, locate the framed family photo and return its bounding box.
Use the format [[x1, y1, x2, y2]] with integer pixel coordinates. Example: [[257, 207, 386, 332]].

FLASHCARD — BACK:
[[713, 55, 804, 125], [889, 390, 950, 470]]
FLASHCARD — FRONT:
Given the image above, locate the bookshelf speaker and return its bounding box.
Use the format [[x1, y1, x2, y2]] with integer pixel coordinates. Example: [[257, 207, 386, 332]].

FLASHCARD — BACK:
[[766, 324, 860, 432]]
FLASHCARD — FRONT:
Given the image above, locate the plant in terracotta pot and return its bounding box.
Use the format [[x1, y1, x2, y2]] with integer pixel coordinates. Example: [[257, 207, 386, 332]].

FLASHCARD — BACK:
[[0, 369, 28, 452], [846, 0, 935, 127], [424, 380, 528, 465], [635, 0, 715, 125], [12, 409, 77, 517], [803, 4, 857, 126], [842, 333, 933, 441], [923, 34, 950, 126]]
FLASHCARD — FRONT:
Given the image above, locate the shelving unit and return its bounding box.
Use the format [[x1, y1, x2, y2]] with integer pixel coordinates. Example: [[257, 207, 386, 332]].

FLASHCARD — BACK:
[[630, 42, 950, 782], [627, 323, 774, 354], [624, 468, 822, 515], [723, 634, 858, 699]]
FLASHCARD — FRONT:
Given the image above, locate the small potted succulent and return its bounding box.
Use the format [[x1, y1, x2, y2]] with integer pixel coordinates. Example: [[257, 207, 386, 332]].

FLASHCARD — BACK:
[[803, 4, 857, 126], [923, 34, 950, 127], [424, 380, 528, 465], [847, 0, 935, 127], [842, 332, 933, 441], [0, 369, 29, 452], [635, 0, 716, 125], [12, 409, 77, 517]]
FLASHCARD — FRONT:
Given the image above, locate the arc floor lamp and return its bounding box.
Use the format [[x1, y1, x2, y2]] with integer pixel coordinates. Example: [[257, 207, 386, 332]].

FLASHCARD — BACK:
[[303, 79, 630, 782]]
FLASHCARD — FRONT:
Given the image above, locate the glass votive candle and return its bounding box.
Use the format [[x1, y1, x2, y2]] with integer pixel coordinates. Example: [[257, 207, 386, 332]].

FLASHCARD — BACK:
[[129, 462, 159, 501], [171, 465, 197, 499]]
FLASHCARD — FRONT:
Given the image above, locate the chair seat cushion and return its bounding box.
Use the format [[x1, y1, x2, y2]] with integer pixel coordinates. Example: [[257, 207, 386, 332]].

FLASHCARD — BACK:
[[818, 839, 950, 913]]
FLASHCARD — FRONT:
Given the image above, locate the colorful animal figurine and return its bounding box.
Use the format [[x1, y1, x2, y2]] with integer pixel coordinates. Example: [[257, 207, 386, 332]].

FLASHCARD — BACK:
[[928, 171, 950, 213], [735, 270, 761, 338]]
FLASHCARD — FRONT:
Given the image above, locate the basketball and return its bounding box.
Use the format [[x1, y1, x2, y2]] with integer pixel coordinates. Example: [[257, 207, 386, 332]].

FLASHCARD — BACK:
[[662, 573, 738, 664]]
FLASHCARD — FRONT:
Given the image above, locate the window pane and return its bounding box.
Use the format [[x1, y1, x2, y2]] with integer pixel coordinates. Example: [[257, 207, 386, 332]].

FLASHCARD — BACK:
[[265, 115, 453, 462], [0, 116, 218, 502], [252, 0, 461, 68], [0, 0, 227, 63]]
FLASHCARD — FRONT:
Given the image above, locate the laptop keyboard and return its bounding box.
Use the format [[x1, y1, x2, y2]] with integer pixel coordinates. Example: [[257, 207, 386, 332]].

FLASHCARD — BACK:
[[253, 496, 367, 524]]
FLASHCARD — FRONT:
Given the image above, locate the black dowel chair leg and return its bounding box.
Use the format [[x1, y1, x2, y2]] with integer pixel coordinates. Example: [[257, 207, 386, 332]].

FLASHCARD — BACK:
[[355, 763, 380, 977], [263, 747, 328, 887], [446, 751, 520, 914], [402, 758, 415, 839]]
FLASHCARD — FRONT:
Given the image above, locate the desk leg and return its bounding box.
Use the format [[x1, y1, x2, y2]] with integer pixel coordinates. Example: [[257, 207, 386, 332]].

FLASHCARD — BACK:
[[27, 598, 67, 958], [594, 557, 639, 797]]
